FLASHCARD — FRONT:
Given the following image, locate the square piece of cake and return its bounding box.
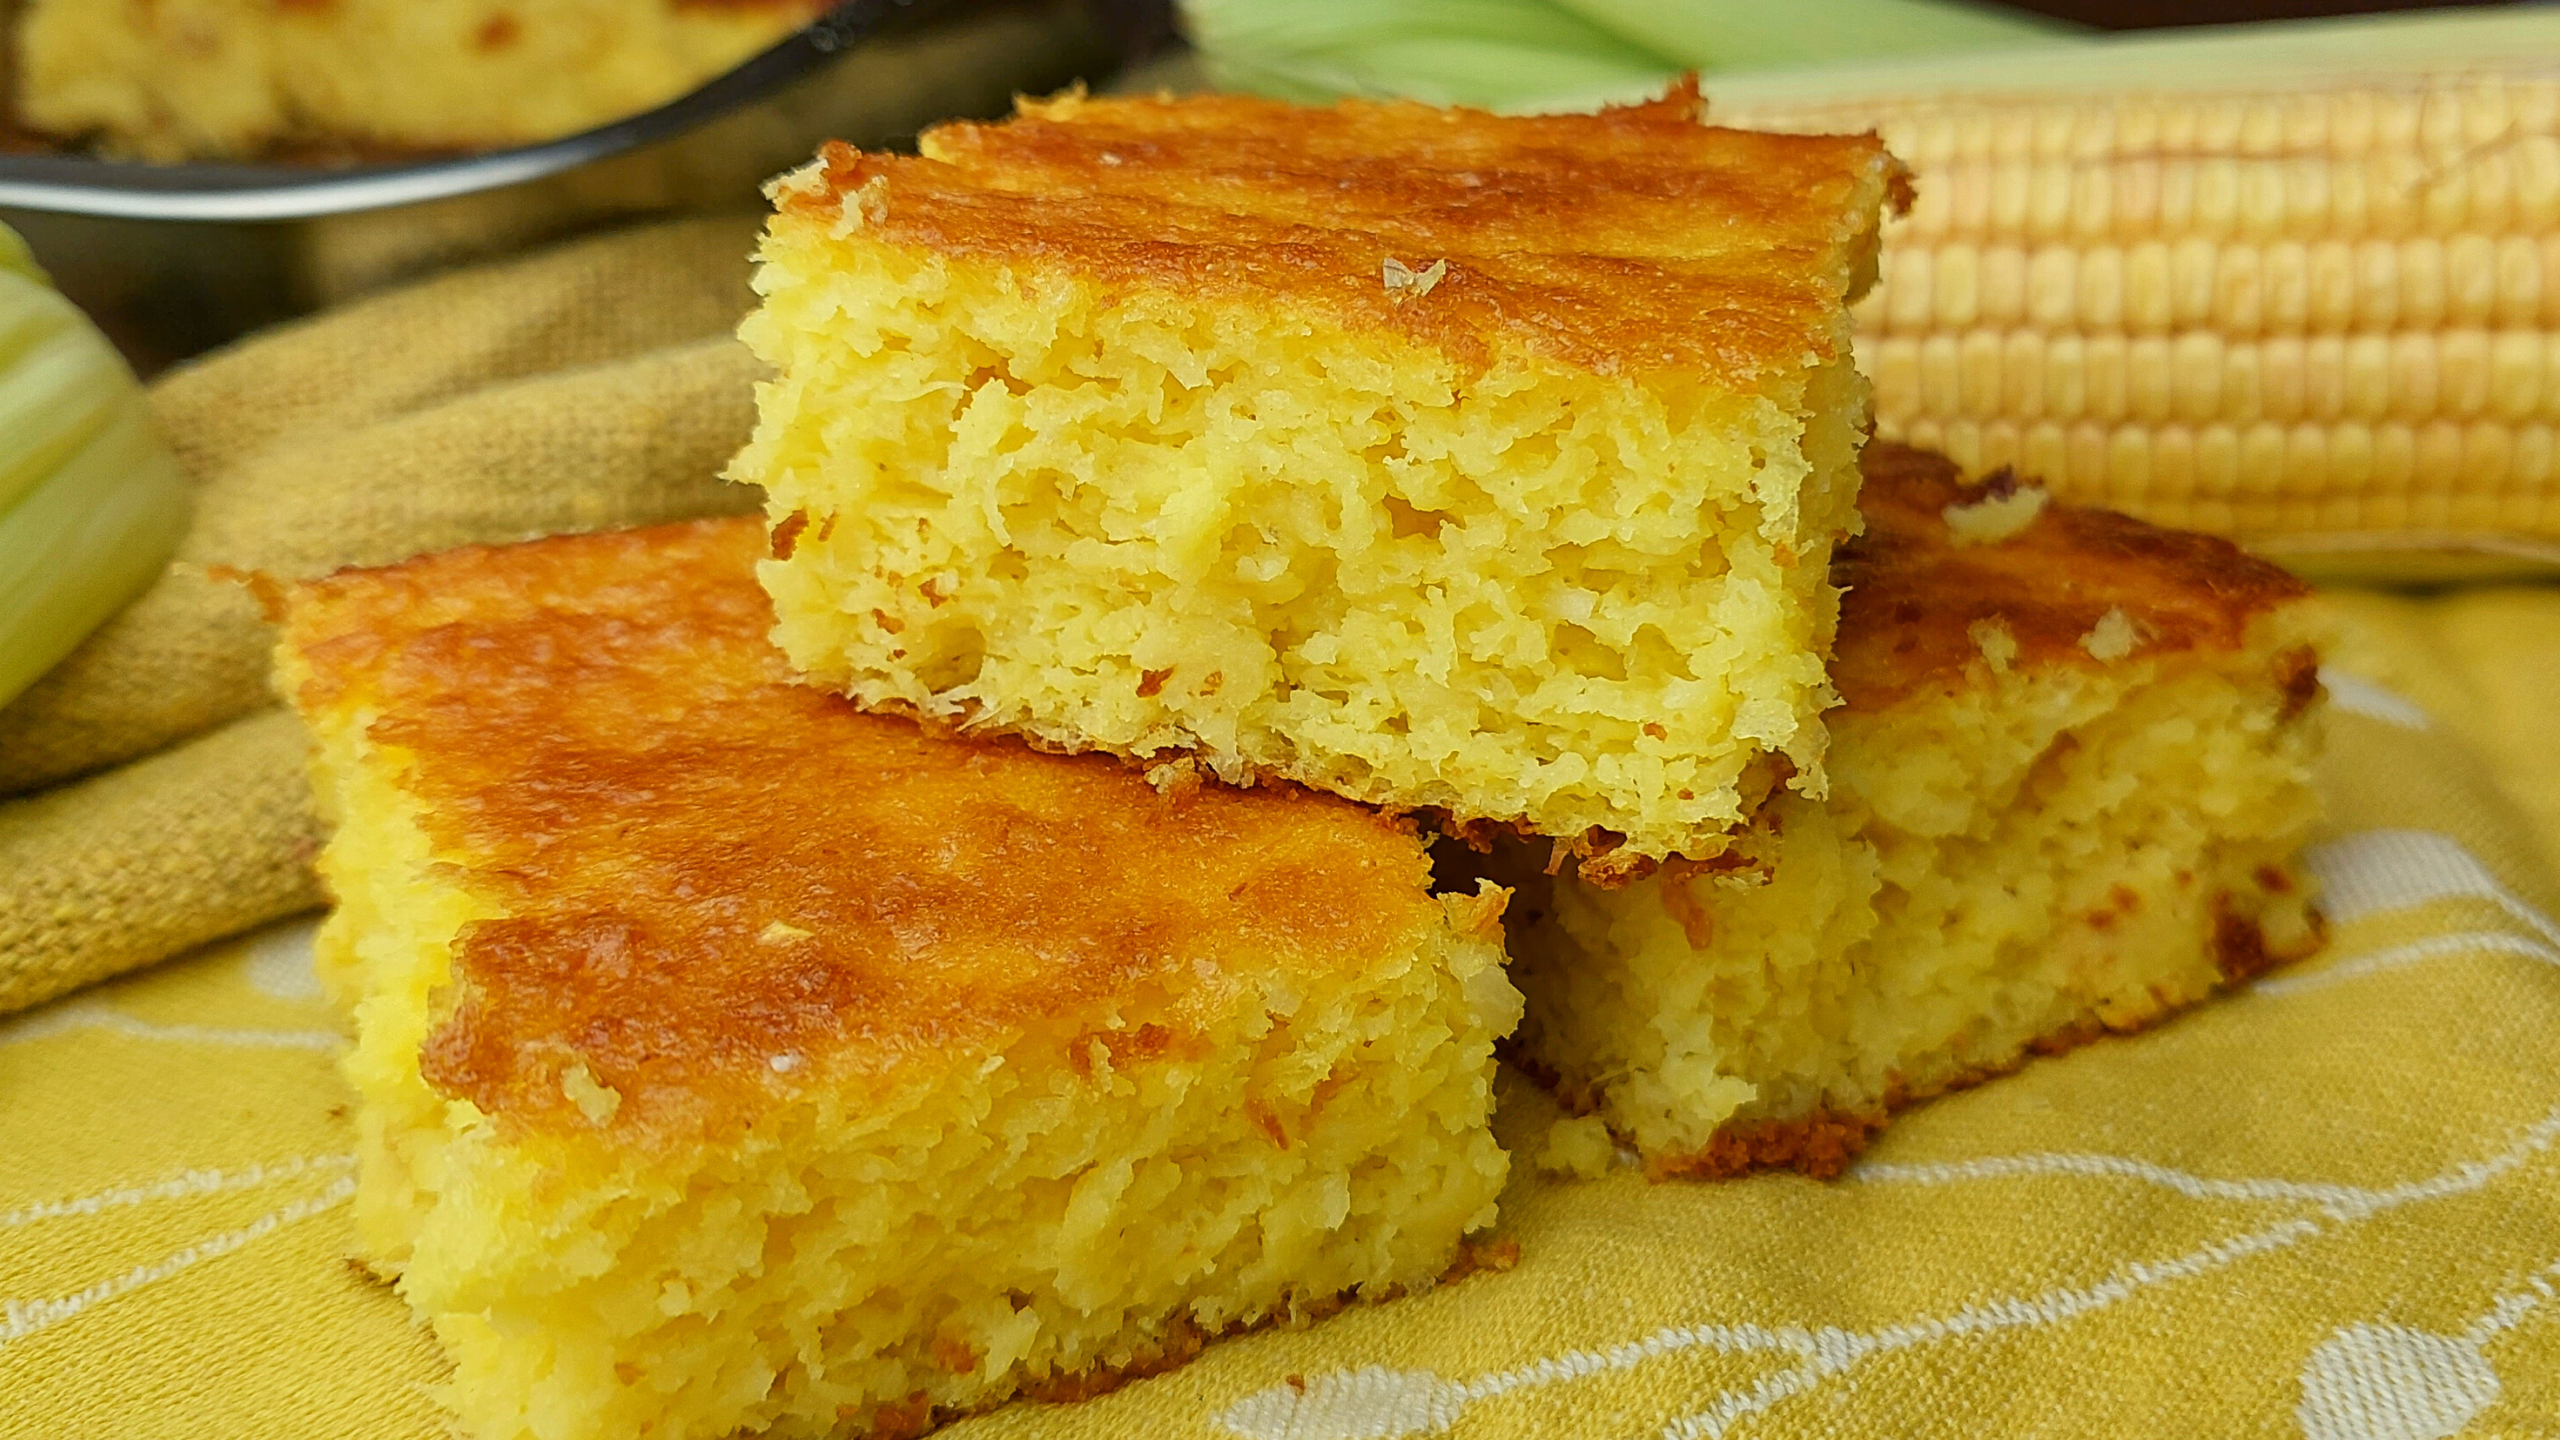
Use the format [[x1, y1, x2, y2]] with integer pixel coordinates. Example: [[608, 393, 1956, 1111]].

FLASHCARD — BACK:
[[728, 85, 1907, 878], [275, 518, 1520, 1440], [1493, 444, 2327, 1179]]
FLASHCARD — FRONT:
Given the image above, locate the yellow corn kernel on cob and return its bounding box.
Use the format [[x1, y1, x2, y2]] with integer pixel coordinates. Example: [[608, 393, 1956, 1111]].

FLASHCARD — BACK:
[[1726, 68, 2560, 571]]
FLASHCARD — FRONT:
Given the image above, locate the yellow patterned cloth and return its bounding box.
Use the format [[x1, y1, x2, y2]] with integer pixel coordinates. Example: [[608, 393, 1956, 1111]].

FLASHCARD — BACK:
[[3, 586, 2556, 1439]]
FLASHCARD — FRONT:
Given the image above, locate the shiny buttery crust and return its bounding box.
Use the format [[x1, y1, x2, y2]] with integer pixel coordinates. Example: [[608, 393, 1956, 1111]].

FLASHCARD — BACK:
[[1837, 443, 2317, 713], [786, 81, 1906, 382], [281, 517, 1524, 1440]]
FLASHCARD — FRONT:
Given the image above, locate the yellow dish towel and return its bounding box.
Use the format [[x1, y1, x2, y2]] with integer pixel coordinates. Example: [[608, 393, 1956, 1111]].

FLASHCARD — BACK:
[[0, 586, 2555, 1438]]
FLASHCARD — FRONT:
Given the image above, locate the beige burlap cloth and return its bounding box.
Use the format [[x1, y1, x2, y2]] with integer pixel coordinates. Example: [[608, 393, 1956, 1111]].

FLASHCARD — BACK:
[[0, 214, 769, 1015]]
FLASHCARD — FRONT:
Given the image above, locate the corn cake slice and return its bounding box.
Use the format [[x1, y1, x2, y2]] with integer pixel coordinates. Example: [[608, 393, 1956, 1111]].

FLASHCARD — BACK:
[[728, 85, 1908, 880], [20, 0, 826, 161], [274, 518, 1520, 1440], [1496, 443, 2327, 1180]]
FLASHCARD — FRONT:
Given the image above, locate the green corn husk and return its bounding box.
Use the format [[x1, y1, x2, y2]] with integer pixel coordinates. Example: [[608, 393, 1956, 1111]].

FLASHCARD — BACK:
[[1184, 2, 2560, 115], [0, 228, 188, 711], [1182, 0, 2078, 111], [1549, 0, 2074, 71], [1186, 0, 1669, 109]]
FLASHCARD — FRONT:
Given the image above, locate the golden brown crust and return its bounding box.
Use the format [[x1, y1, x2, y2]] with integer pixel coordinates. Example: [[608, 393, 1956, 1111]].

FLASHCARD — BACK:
[[2212, 894, 2328, 983], [848, 1319, 1222, 1440], [1645, 1110, 1890, 1182], [776, 80, 1903, 381], [282, 519, 1447, 1142], [1834, 444, 2316, 712]]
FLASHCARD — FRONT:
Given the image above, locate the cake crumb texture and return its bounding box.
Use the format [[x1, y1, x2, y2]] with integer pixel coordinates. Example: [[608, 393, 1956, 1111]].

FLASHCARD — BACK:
[[277, 517, 1519, 1440], [1496, 443, 2328, 1173], [730, 85, 1907, 875]]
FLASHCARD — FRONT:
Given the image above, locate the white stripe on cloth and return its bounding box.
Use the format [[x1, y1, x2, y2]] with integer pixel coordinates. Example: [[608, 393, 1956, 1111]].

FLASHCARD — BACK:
[[2255, 931, 2560, 998], [2317, 668, 2431, 730], [1209, 1100, 2560, 1439], [1848, 1106, 2560, 1222], [0, 1154, 356, 1231], [0, 1175, 356, 1346], [0, 1000, 339, 1053], [2304, 830, 2560, 948]]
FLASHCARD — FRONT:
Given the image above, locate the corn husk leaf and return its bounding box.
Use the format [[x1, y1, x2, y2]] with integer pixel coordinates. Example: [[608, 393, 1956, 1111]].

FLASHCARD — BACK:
[[1182, 0, 2078, 112], [1188, 2, 2560, 115], [1186, 0, 1669, 109], [0, 247, 189, 710], [1550, 0, 2072, 72]]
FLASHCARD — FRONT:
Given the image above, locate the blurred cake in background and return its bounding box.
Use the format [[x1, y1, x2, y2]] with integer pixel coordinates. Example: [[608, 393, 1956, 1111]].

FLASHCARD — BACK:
[[17, 0, 833, 161]]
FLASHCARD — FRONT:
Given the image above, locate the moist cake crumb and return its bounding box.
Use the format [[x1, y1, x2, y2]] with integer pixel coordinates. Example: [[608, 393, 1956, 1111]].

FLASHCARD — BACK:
[[276, 517, 1520, 1440], [727, 83, 1908, 880], [1481, 443, 2327, 1178]]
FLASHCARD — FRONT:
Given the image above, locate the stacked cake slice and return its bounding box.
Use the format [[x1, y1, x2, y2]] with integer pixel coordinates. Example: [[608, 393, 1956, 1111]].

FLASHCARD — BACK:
[[728, 82, 1908, 879]]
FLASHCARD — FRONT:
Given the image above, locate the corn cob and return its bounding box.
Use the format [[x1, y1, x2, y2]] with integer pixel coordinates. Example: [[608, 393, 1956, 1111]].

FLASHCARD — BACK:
[[1722, 70, 2560, 563]]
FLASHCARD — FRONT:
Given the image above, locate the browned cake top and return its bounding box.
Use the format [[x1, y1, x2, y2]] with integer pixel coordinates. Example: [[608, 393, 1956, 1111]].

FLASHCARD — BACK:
[[283, 520, 1451, 1140], [773, 83, 1904, 379], [1834, 444, 2316, 711]]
